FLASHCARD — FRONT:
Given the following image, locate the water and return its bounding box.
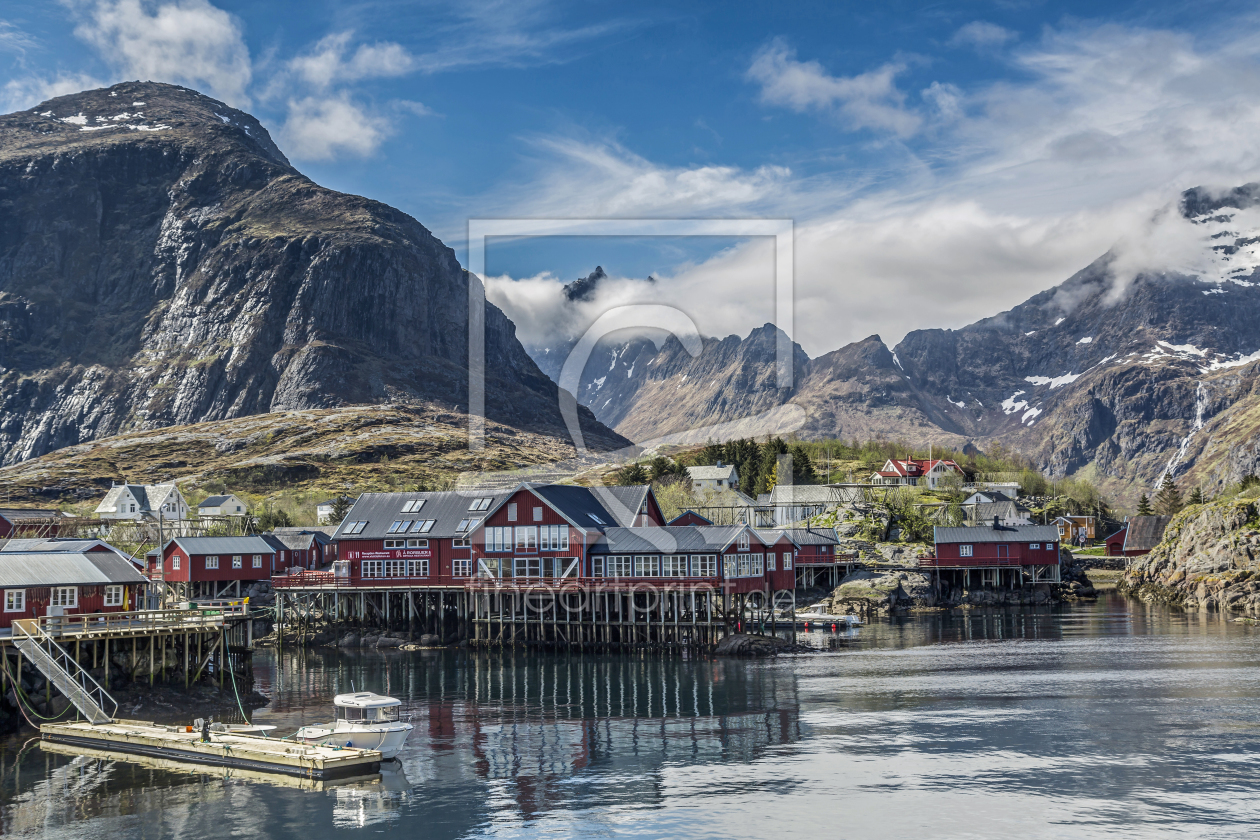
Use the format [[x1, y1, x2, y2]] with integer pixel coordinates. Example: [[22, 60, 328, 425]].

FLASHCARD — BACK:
[[3, 593, 1259, 838]]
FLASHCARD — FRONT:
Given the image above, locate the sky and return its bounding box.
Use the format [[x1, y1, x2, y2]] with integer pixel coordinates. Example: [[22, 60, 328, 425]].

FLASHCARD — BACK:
[[5, 1, 1260, 356]]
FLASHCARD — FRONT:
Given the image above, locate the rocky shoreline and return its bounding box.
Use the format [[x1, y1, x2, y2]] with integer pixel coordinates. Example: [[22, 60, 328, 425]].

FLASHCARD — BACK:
[[1121, 499, 1260, 615]]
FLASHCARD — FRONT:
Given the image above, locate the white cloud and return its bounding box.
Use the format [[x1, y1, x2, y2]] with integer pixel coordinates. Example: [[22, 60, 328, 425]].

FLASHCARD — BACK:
[[278, 94, 389, 161], [488, 22, 1260, 356], [0, 20, 39, 54], [289, 31, 417, 89], [1, 72, 105, 113], [950, 22, 1017, 50], [71, 0, 252, 105], [747, 39, 921, 136]]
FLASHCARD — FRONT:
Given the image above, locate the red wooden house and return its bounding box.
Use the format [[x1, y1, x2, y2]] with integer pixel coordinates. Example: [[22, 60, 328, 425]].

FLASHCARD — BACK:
[[268, 529, 336, 570], [923, 522, 1062, 586], [0, 508, 63, 539], [1104, 527, 1128, 557], [0, 549, 147, 627], [668, 510, 713, 527], [1106, 516, 1170, 558], [155, 536, 280, 599]]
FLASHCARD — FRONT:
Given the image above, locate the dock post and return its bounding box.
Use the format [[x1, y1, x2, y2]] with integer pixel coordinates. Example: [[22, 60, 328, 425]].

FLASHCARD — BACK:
[[104, 638, 110, 689]]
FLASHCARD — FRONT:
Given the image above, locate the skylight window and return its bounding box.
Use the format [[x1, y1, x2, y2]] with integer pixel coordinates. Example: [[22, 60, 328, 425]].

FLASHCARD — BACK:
[[402, 500, 425, 513], [387, 521, 410, 534], [588, 513, 605, 525], [343, 521, 368, 535], [469, 498, 492, 511], [455, 517, 481, 533], [411, 519, 436, 533]]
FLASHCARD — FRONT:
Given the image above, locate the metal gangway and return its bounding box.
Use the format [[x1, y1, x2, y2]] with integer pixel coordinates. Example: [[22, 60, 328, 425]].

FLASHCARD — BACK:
[[12, 618, 117, 724]]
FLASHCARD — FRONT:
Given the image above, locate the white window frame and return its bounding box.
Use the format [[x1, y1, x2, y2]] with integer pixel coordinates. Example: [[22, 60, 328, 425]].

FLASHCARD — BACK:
[[173, 555, 181, 570], [409, 559, 430, 577], [723, 556, 738, 578], [205, 555, 219, 569], [783, 551, 793, 571], [4, 589, 25, 613], [384, 559, 408, 577], [515, 526, 538, 552], [767, 553, 776, 571], [406, 539, 429, 548], [384, 539, 404, 549], [738, 532, 750, 551], [51, 587, 77, 608], [507, 502, 518, 521], [960, 544, 973, 557], [1030, 543, 1040, 550], [634, 555, 658, 577], [252, 554, 263, 568], [453, 558, 472, 577], [752, 554, 764, 576], [533, 506, 543, 522], [453, 536, 472, 548], [232, 555, 242, 568], [362, 560, 383, 578], [104, 585, 124, 607], [692, 554, 717, 577]]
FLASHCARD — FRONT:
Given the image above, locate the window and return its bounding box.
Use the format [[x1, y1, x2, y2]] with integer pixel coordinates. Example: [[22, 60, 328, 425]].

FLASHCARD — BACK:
[[752, 554, 764, 576], [384, 539, 404, 549], [960, 545, 973, 557], [1030, 543, 1040, 550], [767, 553, 776, 571], [205, 555, 219, 569], [456, 518, 480, 533], [402, 499, 426, 513], [783, 552, 793, 571], [738, 554, 752, 577], [130, 504, 136, 513], [469, 498, 492, 511], [343, 521, 368, 535], [51, 587, 77, 608], [173, 555, 181, 570], [507, 503, 518, 521], [388, 520, 409, 534], [452, 537, 471, 548], [662, 556, 687, 577], [384, 559, 407, 577], [104, 586, 124, 607], [515, 526, 538, 552], [692, 554, 717, 577], [406, 539, 429, 549], [539, 525, 569, 551], [533, 506, 543, 522], [723, 556, 738, 578], [253, 554, 263, 568], [513, 556, 541, 578], [600, 555, 633, 578], [232, 555, 242, 569], [409, 559, 430, 577], [635, 555, 659, 577], [588, 513, 605, 525], [4, 590, 24, 613], [235, 505, 242, 513], [738, 532, 750, 551], [453, 559, 472, 577], [362, 560, 382, 578], [485, 526, 511, 552], [411, 519, 435, 533]]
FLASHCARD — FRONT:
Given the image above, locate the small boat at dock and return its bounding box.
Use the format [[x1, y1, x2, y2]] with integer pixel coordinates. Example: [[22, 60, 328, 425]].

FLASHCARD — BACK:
[[294, 693, 413, 759]]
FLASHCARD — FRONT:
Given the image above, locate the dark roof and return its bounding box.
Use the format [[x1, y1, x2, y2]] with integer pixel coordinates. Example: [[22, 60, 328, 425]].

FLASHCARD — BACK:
[[267, 531, 332, 551], [0, 539, 118, 554], [168, 536, 278, 555], [964, 490, 1014, 504], [668, 510, 713, 525], [271, 526, 337, 539], [1123, 516, 1172, 552], [589, 525, 746, 554], [781, 527, 840, 546], [934, 524, 1061, 544], [753, 528, 798, 547], [530, 484, 651, 530], [198, 495, 235, 506], [964, 501, 1030, 523], [336, 490, 514, 540], [1104, 526, 1128, 542], [0, 551, 148, 587]]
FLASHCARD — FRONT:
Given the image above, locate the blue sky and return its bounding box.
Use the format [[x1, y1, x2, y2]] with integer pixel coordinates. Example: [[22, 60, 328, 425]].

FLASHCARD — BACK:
[[5, 1, 1260, 354]]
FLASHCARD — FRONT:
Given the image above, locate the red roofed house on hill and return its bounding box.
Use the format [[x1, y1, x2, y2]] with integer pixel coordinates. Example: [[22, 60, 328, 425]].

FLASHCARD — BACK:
[[869, 458, 962, 490]]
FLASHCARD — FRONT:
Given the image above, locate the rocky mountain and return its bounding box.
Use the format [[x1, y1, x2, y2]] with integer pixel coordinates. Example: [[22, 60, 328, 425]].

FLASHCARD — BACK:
[[0, 82, 625, 467], [538, 185, 1260, 498]]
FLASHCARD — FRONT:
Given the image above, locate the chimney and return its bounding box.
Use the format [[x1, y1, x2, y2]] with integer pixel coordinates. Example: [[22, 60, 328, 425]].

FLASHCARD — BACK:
[[717, 460, 723, 468], [993, 514, 1000, 530]]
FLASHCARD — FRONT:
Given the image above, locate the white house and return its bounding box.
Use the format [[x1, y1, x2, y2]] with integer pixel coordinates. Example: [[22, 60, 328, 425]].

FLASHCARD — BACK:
[[316, 498, 346, 525], [869, 458, 962, 490], [687, 463, 739, 492], [95, 483, 190, 522], [197, 494, 248, 517]]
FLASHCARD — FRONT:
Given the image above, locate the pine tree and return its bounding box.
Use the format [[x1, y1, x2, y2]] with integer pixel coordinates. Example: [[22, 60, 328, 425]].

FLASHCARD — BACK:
[[789, 443, 818, 484], [1136, 492, 1154, 516], [617, 463, 648, 486], [697, 442, 726, 465], [1188, 486, 1205, 506], [1153, 474, 1183, 517], [330, 495, 354, 524]]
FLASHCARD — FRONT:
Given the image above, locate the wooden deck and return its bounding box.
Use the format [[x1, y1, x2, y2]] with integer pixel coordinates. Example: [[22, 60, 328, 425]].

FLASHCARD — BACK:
[[0, 604, 251, 646]]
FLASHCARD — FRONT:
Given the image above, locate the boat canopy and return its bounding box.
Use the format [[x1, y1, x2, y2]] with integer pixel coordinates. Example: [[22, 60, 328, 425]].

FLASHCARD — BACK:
[[333, 692, 402, 709]]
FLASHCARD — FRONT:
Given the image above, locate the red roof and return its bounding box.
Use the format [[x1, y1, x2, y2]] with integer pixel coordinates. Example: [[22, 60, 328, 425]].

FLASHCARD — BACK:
[[879, 458, 960, 477]]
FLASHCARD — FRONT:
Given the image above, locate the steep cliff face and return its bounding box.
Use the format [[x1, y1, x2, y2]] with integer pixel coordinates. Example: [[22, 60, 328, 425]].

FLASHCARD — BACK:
[[0, 82, 623, 465]]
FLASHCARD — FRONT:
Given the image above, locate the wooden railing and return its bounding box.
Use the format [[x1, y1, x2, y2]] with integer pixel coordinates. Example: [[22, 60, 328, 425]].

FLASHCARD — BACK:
[[918, 555, 1060, 568], [272, 571, 734, 592], [12, 604, 250, 638]]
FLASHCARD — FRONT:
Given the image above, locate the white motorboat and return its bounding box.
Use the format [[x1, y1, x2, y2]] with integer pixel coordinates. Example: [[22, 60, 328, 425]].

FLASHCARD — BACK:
[[294, 693, 414, 759]]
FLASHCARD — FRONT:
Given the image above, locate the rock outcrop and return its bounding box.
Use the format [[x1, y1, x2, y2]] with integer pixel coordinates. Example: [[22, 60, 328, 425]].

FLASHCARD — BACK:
[[1121, 499, 1260, 614], [0, 82, 624, 466]]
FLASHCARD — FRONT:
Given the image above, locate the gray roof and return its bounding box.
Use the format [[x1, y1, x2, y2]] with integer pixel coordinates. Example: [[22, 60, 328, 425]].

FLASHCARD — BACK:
[[268, 531, 331, 551], [198, 495, 236, 507], [934, 524, 1061, 544], [0, 552, 148, 587], [0, 508, 62, 520], [688, 465, 738, 481], [0, 539, 118, 554], [272, 525, 338, 539], [963, 490, 1014, 504], [336, 489, 516, 540], [589, 525, 746, 554], [964, 501, 1031, 524], [764, 485, 848, 505], [781, 527, 840, 546], [1123, 516, 1172, 552], [168, 536, 278, 555], [753, 528, 797, 546], [668, 509, 713, 525]]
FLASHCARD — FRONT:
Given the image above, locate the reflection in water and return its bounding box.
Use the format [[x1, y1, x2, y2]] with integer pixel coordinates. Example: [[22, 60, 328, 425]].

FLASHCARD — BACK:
[[4, 595, 1260, 839]]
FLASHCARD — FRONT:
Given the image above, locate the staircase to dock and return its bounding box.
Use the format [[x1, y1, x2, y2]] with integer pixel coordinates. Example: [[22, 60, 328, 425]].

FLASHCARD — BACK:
[[12, 620, 117, 724]]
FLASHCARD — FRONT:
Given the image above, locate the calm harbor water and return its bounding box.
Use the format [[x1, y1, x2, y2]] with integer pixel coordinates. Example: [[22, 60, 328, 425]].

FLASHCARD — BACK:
[[3, 592, 1259, 838]]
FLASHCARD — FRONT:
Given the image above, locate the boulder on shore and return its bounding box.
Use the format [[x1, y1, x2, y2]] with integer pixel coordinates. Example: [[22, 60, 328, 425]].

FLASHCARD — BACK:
[[714, 633, 790, 657]]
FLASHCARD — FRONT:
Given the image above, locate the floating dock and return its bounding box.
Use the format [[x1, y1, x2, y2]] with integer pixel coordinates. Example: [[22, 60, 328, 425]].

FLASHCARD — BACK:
[[40, 720, 382, 780]]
